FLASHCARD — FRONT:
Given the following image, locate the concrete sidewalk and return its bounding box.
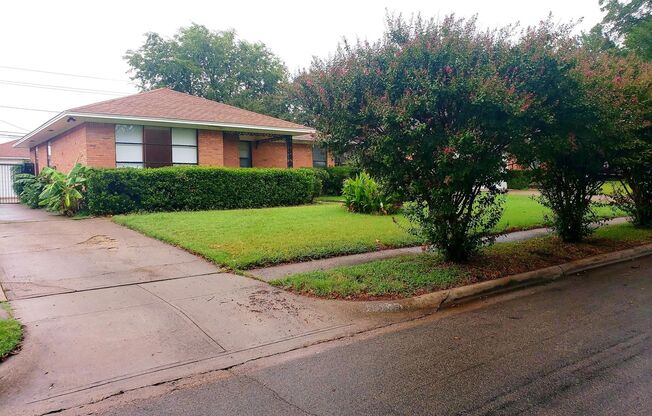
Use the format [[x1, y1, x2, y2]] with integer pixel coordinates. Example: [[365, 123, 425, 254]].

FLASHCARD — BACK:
[[0, 205, 422, 416], [249, 218, 628, 281]]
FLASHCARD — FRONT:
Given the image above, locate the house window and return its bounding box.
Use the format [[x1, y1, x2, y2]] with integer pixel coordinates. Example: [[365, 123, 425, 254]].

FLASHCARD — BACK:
[[239, 141, 252, 167], [312, 146, 327, 168], [47, 141, 52, 167], [116, 125, 198, 168], [171, 128, 198, 165], [115, 125, 144, 168]]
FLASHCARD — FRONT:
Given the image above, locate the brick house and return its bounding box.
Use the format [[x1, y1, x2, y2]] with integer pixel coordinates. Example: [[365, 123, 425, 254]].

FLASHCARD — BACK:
[[13, 88, 331, 173]]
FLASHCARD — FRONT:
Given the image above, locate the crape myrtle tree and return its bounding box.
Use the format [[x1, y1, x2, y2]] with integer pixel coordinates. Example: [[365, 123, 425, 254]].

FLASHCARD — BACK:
[[293, 15, 531, 261], [512, 21, 639, 242], [608, 54, 652, 227]]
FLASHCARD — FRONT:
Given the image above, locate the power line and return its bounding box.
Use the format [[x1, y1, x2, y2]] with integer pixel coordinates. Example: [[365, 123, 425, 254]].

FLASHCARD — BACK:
[[0, 79, 132, 96], [0, 118, 27, 132], [0, 65, 131, 83], [0, 130, 25, 136], [0, 104, 60, 113]]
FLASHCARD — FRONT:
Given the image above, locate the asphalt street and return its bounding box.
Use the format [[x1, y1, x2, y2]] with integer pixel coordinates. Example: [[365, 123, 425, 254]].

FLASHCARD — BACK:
[[97, 256, 652, 416]]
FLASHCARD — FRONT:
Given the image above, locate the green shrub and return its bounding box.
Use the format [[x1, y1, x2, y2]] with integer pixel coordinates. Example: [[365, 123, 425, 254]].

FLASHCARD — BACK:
[[506, 170, 533, 190], [14, 173, 46, 208], [85, 166, 320, 215], [342, 172, 397, 214], [316, 166, 360, 195], [38, 164, 89, 216]]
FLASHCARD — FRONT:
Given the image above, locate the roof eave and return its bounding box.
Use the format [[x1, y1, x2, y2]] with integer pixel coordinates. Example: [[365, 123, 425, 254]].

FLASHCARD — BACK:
[[14, 112, 316, 148]]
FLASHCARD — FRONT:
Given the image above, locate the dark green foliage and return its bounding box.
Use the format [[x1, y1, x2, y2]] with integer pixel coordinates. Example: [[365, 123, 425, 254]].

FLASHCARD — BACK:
[[342, 172, 398, 214], [599, 0, 652, 60], [315, 166, 360, 195], [85, 166, 320, 215], [537, 169, 604, 242], [612, 178, 652, 228], [38, 164, 89, 216], [506, 170, 533, 190], [511, 21, 644, 242], [403, 192, 505, 260], [294, 15, 527, 261], [13, 173, 46, 208], [125, 24, 291, 118], [11, 162, 34, 176]]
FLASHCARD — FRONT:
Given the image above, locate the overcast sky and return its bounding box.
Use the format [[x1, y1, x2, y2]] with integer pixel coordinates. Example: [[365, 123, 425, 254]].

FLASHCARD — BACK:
[[0, 0, 605, 142]]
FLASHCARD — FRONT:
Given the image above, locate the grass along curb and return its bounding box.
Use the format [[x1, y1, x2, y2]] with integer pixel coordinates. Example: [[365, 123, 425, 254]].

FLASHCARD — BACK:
[[271, 223, 652, 299], [360, 243, 652, 313]]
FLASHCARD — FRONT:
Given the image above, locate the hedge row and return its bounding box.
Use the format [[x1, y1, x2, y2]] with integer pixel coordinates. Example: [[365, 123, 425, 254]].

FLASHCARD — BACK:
[[313, 166, 360, 195], [506, 169, 534, 190], [85, 166, 321, 215]]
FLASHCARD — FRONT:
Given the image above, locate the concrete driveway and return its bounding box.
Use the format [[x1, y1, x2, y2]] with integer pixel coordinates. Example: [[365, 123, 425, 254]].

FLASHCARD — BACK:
[[0, 205, 411, 416]]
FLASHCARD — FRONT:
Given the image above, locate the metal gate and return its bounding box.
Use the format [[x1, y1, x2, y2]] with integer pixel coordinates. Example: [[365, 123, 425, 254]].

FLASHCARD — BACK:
[[0, 164, 19, 203]]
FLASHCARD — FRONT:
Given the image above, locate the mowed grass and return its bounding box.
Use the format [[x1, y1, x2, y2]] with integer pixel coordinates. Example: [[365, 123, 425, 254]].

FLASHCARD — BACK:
[[114, 194, 622, 270], [272, 223, 652, 299], [115, 204, 419, 269], [1, 303, 22, 360]]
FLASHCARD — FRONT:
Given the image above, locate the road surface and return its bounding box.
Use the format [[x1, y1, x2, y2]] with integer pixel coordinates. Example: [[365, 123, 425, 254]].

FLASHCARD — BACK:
[[95, 256, 652, 415]]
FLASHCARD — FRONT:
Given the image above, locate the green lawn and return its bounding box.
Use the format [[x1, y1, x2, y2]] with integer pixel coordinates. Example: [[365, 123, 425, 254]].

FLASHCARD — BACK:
[[0, 303, 22, 360], [272, 223, 652, 299], [114, 194, 622, 270]]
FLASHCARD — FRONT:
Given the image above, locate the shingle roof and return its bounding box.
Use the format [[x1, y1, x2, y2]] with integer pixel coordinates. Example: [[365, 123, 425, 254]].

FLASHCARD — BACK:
[[70, 88, 310, 131], [0, 139, 30, 158]]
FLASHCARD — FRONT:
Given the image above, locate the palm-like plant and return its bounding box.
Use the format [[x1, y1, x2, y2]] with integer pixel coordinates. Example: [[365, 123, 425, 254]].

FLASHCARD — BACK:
[[39, 164, 88, 216]]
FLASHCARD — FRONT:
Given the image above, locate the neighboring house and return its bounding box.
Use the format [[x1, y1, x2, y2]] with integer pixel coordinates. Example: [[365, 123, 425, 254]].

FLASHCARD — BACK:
[[13, 88, 333, 173], [0, 139, 30, 165]]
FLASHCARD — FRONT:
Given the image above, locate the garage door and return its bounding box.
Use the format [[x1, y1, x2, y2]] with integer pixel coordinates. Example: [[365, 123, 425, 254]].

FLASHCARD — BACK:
[[0, 164, 19, 203]]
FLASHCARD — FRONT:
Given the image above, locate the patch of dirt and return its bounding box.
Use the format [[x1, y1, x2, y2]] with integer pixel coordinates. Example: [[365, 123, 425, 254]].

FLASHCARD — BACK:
[[243, 289, 302, 316], [76, 235, 118, 250], [461, 236, 650, 285]]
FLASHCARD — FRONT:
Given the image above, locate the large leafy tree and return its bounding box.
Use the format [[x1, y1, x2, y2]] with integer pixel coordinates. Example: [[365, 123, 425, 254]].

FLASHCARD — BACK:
[[125, 24, 291, 117], [513, 21, 643, 241], [608, 55, 652, 227], [595, 0, 652, 59], [294, 15, 530, 261]]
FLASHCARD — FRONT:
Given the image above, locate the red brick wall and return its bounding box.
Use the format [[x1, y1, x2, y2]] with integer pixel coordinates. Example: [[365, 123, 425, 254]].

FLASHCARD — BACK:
[[250, 141, 312, 168], [252, 141, 288, 168], [223, 133, 240, 168], [198, 129, 224, 166], [48, 125, 87, 172], [85, 123, 116, 168], [293, 143, 313, 168]]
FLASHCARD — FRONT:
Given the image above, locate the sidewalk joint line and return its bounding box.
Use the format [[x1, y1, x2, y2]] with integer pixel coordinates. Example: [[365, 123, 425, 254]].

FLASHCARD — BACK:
[[137, 284, 227, 352]]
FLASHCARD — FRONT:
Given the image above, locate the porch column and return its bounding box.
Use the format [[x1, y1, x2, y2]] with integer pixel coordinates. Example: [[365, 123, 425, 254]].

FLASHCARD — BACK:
[[285, 135, 293, 168]]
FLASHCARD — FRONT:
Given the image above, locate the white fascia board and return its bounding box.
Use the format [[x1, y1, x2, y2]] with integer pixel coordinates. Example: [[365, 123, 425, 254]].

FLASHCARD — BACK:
[[71, 113, 315, 135], [14, 112, 316, 148]]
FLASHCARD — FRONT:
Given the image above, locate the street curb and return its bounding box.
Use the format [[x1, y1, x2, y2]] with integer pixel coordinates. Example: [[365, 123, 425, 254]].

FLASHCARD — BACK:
[[361, 243, 652, 314], [0, 268, 8, 302]]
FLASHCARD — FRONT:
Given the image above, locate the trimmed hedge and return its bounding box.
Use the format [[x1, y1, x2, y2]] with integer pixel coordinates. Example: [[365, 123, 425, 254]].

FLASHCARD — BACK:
[[315, 166, 360, 195], [506, 169, 533, 190], [85, 166, 321, 215]]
